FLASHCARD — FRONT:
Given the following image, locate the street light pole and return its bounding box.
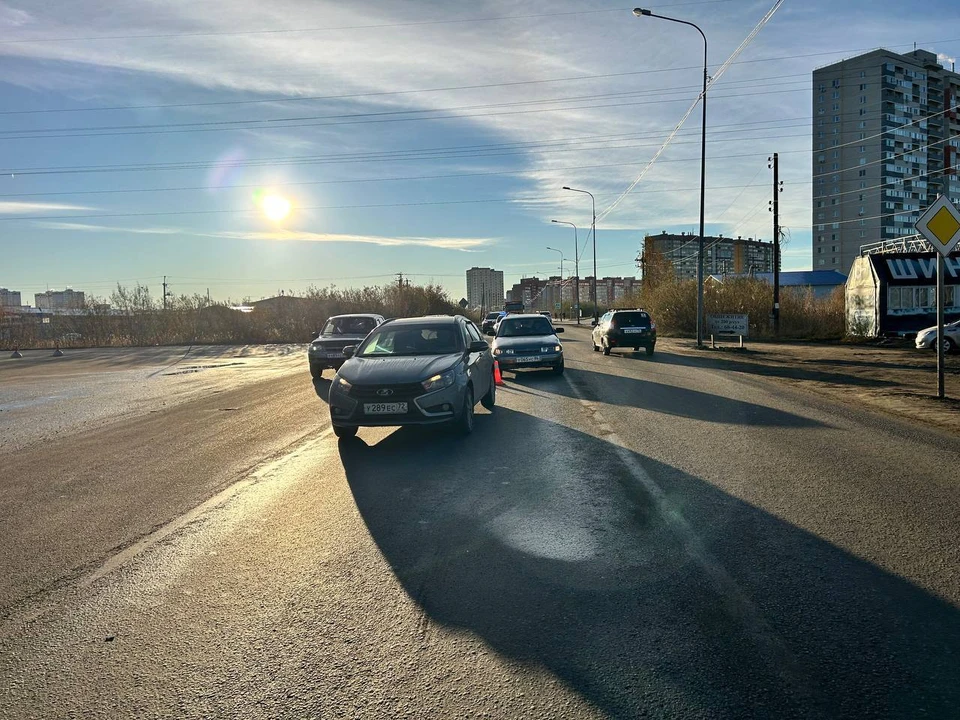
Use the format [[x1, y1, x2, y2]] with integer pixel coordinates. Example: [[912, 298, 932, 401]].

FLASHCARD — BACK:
[[634, 8, 708, 346], [551, 220, 580, 324], [545, 246, 566, 318], [562, 187, 597, 321]]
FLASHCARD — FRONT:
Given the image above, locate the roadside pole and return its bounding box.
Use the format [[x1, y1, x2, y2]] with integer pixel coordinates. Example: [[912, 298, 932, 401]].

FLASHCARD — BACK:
[[937, 254, 945, 399], [914, 194, 960, 399], [771, 153, 781, 337]]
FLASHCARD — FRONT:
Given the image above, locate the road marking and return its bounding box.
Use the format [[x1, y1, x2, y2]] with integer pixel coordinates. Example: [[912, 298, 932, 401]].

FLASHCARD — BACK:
[[561, 368, 814, 697]]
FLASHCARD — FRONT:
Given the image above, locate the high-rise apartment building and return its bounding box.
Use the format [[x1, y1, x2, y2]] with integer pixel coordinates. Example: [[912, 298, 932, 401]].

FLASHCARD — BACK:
[[465, 267, 504, 311], [35, 289, 85, 312], [642, 232, 775, 281], [0, 288, 21, 309], [812, 48, 960, 273]]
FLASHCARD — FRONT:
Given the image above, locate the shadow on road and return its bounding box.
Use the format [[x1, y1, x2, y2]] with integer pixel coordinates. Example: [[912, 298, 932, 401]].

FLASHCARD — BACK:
[[508, 366, 827, 428], [338, 408, 960, 718], [645, 349, 899, 389]]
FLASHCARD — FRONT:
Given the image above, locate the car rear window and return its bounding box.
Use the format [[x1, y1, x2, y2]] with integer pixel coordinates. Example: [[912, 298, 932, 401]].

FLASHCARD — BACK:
[[323, 316, 378, 336], [613, 312, 650, 328]]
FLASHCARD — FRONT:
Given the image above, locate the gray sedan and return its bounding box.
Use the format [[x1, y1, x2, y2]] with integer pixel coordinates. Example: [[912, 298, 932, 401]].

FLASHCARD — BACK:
[[328, 315, 495, 439], [488, 313, 564, 374]]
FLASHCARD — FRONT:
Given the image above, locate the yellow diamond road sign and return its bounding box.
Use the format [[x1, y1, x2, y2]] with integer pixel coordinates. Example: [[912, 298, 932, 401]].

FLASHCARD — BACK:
[[915, 195, 960, 257]]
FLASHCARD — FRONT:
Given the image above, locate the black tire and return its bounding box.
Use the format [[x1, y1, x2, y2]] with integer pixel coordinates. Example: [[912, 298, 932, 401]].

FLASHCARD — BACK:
[[456, 388, 475, 435], [310, 363, 323, 380], [942, 337, 955, 354], [602, 340, 611, 356], [553, 360, 565, 375], [481, 373, 496, 410], [633, 346, 640, 352], [645, 345, 655, 356], [333, 424, 357, 439]]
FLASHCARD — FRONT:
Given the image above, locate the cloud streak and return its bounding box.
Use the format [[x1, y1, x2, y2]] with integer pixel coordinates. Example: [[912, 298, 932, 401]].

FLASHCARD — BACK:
[[204, 229, 493, 250], [0, 202, 96, 214]]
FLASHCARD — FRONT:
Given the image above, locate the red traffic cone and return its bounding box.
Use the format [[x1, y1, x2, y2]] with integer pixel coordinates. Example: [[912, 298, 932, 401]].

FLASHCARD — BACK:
[[493, 361, 504, 386]]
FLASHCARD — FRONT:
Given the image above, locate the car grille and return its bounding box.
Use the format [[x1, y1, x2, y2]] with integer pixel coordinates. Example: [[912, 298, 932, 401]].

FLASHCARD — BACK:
[[349, 382, 425, 400]]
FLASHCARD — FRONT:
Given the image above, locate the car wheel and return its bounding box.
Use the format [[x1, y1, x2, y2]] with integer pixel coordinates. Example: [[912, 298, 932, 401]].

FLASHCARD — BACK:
[[553, 360, 564, 375], [310, 363, 323, 380], [645, 345, 655, 356], [943, 337, 955, 353], [481, 373, 496, 410], [456, 387, 475, 435], [592, 340, 599, 352], [332, 424, 357, 439], [602, 340, 611, 356]]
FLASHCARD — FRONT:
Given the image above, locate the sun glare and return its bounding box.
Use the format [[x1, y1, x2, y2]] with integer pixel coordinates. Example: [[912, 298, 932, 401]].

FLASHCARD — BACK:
[[261, 193, 292, 222]]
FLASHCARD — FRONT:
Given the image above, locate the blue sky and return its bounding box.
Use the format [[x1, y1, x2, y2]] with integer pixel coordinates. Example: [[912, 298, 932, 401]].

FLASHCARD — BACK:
[[0, 0, 957, 303]]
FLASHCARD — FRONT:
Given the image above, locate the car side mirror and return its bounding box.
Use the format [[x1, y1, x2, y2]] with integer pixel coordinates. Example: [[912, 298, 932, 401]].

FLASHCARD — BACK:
[[342, 346, 356, 358], [485, 328, 495, 336], [468, 340, 489, 353], [554, 327, 564, 333]]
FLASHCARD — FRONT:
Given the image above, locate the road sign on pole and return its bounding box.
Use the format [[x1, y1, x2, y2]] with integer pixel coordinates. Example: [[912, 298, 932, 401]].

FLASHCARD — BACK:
[[915, 196, 960, 399]]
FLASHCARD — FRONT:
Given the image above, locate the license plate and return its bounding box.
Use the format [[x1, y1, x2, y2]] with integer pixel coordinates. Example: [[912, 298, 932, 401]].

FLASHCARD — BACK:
[[363, 402, 407, 415], [623, 328, 646, 333], [518, 356, 542, 363]]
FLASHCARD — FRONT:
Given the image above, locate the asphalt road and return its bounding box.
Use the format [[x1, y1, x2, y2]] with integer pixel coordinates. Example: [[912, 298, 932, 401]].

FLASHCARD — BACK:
[[1, 332, 959, 719]]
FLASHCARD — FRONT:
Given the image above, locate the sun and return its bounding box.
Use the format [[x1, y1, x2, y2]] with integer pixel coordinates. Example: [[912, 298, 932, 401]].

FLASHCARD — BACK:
[[261, 193, 292, 222]]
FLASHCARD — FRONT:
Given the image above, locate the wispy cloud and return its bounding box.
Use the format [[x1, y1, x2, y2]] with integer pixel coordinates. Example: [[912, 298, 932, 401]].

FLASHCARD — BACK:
[[0, 201, 96, 214], [34, 221, 179, 234], [205, 229, 492, 250]]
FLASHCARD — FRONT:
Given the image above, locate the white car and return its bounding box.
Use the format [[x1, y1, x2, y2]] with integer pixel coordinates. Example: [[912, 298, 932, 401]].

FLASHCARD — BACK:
[[915, 320, 960, 353]]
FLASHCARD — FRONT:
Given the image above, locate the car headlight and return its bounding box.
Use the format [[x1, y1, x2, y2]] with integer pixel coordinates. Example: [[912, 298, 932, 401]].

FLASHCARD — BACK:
[[422, 369, 456, 392], [493, 348, 514, 356], [650, 321, 657, 330], [542, 345, 562, 353], [332, 376, 352, 393]]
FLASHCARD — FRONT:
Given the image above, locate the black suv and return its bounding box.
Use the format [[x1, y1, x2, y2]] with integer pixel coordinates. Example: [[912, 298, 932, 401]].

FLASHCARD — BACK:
[[591, 309, 656, 356], [308, 314, 384, 379]]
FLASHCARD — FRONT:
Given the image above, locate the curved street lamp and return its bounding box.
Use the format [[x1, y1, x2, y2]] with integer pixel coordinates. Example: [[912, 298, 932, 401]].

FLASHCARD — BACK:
[[551, 220, 580, 324], [634, 7, 708, 346], [562, 186, 597, 321]]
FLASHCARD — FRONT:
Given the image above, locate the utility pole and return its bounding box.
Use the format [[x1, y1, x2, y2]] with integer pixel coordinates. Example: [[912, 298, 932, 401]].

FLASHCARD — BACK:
[[769, 153, 783, 336], [162, 276, 173, 310]]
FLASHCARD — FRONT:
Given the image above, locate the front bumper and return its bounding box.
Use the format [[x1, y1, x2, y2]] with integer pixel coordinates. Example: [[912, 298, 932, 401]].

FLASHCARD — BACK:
[[915, 335, 935, 349], [329, 383, 463, 427], [495, 350, 563, 370]]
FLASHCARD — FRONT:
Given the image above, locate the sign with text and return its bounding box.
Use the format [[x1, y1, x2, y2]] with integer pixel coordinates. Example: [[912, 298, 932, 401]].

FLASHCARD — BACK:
[[707, 313, 749, 336]]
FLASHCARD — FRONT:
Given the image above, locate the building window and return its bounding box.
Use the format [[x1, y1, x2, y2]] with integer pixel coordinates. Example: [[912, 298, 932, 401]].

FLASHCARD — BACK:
[[832, 103, 840, 111], [860, 96, 867, 104], [832, 258, 838, 264], [834, 116, 841, 122], [860, 83, 867, 90], [859, 121, 866, 129]]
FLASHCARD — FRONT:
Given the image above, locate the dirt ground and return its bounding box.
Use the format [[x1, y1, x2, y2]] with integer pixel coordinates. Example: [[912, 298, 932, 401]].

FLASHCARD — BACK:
[[658, 335, 960, 436]]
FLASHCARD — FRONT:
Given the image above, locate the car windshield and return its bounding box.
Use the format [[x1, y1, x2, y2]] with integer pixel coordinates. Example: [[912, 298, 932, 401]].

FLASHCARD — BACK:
[[357, 324, 462, 357], [322, 317, 377, 336], [498, 317, 554, 337], [485, 312, 501, 320], [613, 312, 651, 327]]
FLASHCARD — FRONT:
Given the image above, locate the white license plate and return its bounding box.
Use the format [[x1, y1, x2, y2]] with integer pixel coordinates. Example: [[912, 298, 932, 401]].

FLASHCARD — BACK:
[[623, 328, 646, 333], [363, 402, 407, 415], [518, 356, 542, 363]]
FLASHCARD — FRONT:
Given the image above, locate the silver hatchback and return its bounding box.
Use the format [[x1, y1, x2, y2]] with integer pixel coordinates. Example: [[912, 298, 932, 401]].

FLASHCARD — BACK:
[[328, 315, 495, 439]]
